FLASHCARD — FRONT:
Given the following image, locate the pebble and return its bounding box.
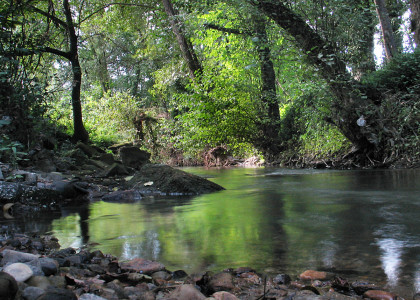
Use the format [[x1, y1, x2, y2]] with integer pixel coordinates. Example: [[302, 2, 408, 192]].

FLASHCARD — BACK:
[[0, 233, 405, 300], [299, 269, 328, 280], [4, 262, 34, 282], [364, 290, 397, 300]]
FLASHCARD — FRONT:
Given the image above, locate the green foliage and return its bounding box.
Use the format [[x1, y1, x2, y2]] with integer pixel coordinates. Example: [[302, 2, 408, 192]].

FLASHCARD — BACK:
[[364, 49, 420, 94]]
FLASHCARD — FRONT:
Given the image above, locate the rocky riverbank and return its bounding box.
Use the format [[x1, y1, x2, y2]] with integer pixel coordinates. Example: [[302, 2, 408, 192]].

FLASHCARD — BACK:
[[0, 233, 408, 300]]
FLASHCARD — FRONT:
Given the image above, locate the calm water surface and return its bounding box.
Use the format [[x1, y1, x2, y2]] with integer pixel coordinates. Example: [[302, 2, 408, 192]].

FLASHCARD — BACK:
[[6, 168, 420, 297]]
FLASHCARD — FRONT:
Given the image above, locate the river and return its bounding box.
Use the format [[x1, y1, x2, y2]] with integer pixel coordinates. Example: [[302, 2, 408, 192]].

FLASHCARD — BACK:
[[7, 167, 420, 297]]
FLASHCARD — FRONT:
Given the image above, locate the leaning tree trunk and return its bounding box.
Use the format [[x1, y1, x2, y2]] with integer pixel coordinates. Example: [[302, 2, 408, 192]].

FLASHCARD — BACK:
[[162, 0, 203, 79], [252, 16, 282, 157], [250, 0, 387, 156], [63, 0, 89, 143], [374, 0, 398, 61]]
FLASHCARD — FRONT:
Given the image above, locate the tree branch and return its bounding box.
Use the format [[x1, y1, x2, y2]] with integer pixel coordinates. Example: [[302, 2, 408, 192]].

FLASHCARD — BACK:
[[204, 23, 249, 35], [27, 5, 68, 29], [80, 2, 159, 24]]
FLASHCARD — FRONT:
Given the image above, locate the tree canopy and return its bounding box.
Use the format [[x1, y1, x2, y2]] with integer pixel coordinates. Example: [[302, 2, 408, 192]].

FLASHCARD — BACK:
[[1, 0, 418, 166]]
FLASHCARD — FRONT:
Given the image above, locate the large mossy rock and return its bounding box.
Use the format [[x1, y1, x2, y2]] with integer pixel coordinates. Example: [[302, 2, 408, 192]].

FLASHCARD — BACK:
[[126, 164, 224, 195]]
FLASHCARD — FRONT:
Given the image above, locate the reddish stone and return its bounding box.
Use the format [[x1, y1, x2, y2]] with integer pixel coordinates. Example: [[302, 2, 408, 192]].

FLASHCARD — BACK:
[[119, 258, 165, 275], [213, 291, 240, 300], [364, 290, 397, 300], [208, 272, 235, 292], [299, 270, 327, 280]]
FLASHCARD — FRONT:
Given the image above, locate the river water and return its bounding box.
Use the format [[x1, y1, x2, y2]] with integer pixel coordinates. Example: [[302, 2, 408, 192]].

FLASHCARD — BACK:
[[6, 167, 420, 297]]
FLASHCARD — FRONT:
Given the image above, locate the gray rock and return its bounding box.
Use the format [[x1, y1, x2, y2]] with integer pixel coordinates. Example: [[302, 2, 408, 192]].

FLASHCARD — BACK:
[[37, 287, 77, 300], [25, 258, 44, 276], [39, 257, 59, 276], [1, 249, 39, 265], [0, 271, 18, 300], [4, 263, 34, 282], [22, 286, 45, 300], [167, 284, 206, 300], [79, 294, 108, 300]]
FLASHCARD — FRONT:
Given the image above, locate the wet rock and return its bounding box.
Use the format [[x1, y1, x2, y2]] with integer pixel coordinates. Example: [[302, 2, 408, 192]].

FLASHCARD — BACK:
[[212, 291, 239, 300], [102, 189, 142, 203], [97, 287, 119, 300], [273, 273, 291, 285], [127, 272, 153, 283], [363, 290, 397, 300], [299, 270, 328, 280], [119, 146, 151, 169], [0, 271, 18, 300], [106, 280, 125, 299], [123, 284, 151, 299], [208, 272, 235, 293], [22, 286, 45, 300], [4, 262, 34, 282], [119, 258, 165, 275], [37, 286, 77, 300], [39, 257, 59, 276], [167, 284, 206, 300], [351, 281, 379, 294]]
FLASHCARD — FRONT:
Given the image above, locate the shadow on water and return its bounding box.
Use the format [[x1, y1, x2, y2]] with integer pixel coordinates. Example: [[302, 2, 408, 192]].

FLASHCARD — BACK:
[[2, 167, 420, 298]]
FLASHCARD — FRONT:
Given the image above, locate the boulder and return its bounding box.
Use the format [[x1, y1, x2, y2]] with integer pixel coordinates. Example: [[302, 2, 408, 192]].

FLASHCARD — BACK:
[[364, 290, 396, 300], [213, 291, 240, 300], [127, 164, 224, 195], [119, 146, 151, 169]]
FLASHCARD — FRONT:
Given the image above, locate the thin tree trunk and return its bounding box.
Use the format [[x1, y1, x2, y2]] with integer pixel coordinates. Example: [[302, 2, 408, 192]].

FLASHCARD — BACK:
[[63, 0, 89, 143], [374, 0, 398, 60], [161, 0, 203, 79], [252, 16, 282, 157], [411, 0, 420, 46]]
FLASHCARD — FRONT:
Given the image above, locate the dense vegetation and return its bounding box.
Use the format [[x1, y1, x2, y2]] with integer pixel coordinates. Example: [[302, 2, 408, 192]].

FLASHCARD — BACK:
[[1, 0, 419, 167]]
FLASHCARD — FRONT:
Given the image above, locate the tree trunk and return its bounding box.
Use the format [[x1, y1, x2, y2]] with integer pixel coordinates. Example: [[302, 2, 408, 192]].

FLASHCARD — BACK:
[[411, 0, 420, 46], [374, 0, 398, 60], [63, 0, 89, 143], [250, 0, 384, 155], [252, 16, 282, 157], [161, 0, 203, 79]]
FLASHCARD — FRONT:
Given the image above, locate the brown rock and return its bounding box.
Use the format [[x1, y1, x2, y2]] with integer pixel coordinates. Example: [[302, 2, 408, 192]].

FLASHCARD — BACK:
[[213, 291, 239, 300], [364, 290, 397, 300], [208, 272, 235, 293], [167, 284, 206, 300], [299, 270, 327, 280], [119, 258, 165, 275]]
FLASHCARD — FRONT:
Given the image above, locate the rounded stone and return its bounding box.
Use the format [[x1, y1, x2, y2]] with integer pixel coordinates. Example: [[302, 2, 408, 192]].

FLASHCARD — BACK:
[[4, 263, 34, 282], [0, 271, 18, 300], [79, 294, 108, 300], [364, 290, 396, 300], [39, 257, 59, 276], [299, 270, 327, 280], [22, 286, 45, 300]]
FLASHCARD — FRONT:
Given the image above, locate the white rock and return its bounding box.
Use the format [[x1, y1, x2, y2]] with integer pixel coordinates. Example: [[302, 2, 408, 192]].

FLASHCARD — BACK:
[[4, 263, 34, 282]]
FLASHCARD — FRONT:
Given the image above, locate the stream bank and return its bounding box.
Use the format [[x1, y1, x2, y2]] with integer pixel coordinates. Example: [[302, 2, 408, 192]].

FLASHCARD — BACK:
[[0, 233, 408, 300]]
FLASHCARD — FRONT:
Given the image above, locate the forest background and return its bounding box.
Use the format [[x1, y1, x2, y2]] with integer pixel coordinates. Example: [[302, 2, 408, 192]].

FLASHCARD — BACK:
[[1, 0, 419, 168]]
